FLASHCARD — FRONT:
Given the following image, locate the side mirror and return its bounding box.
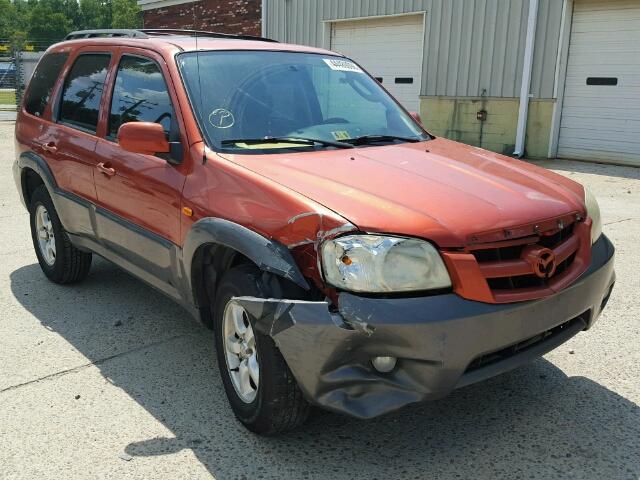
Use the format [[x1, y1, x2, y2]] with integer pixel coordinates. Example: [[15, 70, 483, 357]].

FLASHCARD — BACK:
[[410, 111, 423, 126], [117, 122, 170, 156]]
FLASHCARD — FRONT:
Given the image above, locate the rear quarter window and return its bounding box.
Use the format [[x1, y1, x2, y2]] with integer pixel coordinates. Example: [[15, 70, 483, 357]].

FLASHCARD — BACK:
[[58, 53, 111, 133], [24, 52, 69, 117]]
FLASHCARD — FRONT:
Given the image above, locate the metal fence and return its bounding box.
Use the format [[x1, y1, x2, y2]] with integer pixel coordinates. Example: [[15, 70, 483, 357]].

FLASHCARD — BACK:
[[0, 40, 49, 108]]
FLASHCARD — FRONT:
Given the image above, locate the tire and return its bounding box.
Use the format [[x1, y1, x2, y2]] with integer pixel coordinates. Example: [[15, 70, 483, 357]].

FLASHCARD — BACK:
[[29, 185, 92, 284], [213, 264, 310, 435]]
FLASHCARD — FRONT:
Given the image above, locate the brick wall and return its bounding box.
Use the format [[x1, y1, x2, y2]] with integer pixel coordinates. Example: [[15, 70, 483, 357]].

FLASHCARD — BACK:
[[142, 0, 261, 36]]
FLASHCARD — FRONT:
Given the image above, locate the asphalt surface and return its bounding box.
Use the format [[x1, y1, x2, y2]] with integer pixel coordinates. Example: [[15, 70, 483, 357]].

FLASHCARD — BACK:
[[0, 121, 638, 479]]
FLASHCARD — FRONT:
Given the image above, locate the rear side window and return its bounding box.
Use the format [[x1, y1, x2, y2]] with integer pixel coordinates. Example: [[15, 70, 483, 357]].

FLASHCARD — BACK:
[[109, 55, 173, 138], [24, 52, 69, 117], [59, 54, 111, 133]]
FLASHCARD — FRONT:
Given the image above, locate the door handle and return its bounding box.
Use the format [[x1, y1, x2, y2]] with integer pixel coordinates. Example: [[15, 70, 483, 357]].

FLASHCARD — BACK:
[[97, 162, 116, 177], [42, 142, 57, 154]]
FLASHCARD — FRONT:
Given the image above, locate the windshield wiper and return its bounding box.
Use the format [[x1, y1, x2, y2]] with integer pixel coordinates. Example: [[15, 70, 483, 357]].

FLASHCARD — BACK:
[[221, 136, 353, 149], [343, 135, 422, 146]]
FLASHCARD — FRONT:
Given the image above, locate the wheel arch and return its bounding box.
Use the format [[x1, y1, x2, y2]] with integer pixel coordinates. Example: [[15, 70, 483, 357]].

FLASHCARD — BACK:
[[183, 218, 310, 326], [17, 152, 58, 208]]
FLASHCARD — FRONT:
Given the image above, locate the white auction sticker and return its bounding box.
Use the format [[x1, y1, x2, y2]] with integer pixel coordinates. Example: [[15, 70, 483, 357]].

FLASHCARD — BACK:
[[323, 58, 363, 73]]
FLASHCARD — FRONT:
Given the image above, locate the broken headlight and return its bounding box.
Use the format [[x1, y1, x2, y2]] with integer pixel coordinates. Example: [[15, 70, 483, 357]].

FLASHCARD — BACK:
[[584, 188, 602, 245], [321, 235, 452, 293]]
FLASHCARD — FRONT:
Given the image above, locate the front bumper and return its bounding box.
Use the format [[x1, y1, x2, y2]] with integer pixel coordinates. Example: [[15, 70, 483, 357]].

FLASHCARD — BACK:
[[233, 235, 615, 419]]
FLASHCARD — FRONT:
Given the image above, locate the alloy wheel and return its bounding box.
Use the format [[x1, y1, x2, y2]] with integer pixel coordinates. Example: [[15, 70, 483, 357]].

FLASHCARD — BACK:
[[222, 302, 260, 403], [35, 204, 56, 266]]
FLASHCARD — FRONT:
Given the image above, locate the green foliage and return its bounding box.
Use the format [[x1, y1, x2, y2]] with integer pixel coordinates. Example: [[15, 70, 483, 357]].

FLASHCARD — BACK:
[[29, 2, 73, 40], [1, 0, 141, 45], [112, 0, 141, 29]]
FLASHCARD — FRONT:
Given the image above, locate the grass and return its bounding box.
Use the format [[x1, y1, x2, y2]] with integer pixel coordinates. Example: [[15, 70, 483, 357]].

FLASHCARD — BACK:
[[0, 89, 16, 105]]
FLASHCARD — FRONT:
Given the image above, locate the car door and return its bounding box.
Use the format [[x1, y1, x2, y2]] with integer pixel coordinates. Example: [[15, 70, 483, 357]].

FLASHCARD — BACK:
[[93, 49, 188, 285], [43, 50, 114, 208]]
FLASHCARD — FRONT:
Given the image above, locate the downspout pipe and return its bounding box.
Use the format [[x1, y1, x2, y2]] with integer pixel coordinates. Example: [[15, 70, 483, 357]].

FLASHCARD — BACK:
[[513, 0, 539, 158], [261, 0, 267, 37]]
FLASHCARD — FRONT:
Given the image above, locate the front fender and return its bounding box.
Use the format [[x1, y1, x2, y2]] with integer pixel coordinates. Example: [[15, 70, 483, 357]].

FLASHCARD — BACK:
[[182, 217, 310, 293]]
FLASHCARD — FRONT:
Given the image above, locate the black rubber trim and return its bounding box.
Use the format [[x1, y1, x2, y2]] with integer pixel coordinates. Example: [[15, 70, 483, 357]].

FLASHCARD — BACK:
[[183, 217, 309, 291]]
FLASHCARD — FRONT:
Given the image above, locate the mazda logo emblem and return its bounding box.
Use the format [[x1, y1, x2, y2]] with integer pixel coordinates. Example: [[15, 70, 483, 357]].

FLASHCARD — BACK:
[[522, 246, 557, 279]]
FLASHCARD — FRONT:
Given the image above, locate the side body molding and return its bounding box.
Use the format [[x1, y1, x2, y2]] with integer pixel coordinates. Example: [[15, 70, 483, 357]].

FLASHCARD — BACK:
[[182, 218, 310, 292]]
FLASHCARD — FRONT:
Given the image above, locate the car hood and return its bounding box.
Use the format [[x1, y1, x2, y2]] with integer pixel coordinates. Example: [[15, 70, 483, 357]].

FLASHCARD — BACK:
[[219, 138, 586, 247]]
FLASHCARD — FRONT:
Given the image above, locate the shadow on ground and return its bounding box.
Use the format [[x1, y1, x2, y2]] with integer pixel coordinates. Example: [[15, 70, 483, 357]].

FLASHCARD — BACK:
[[10, 259, 640, 479]]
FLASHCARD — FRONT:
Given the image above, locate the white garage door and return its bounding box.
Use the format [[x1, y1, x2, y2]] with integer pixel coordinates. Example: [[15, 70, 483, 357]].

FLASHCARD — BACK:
[[330, 14, 424, 112], [558, 0, 640, 166]]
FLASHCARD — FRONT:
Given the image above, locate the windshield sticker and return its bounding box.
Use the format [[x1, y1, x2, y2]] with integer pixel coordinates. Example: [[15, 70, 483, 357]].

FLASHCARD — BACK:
[[331, 130, 351, 141], [209, 108, 235, 129], [323, 58, 363, 74]]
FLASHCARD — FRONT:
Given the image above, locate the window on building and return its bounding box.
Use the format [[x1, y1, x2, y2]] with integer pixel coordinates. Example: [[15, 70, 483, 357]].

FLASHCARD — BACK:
[[109, 55, 173, 138], [24, 52, 69, 118], [59, 54, 111, 133]]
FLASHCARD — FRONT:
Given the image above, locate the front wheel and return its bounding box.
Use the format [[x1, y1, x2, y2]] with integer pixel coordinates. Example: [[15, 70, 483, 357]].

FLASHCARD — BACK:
[[213, 264, 310, 435]]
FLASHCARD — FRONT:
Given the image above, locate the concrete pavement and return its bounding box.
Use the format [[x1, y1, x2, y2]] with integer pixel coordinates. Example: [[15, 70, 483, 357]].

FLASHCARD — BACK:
[[0, 122, 638, 479]]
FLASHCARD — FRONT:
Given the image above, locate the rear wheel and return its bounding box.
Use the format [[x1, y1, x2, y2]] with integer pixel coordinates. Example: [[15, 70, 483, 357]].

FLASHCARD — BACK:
[[29, 185, 92, 284], [213, 264, 310, 435]]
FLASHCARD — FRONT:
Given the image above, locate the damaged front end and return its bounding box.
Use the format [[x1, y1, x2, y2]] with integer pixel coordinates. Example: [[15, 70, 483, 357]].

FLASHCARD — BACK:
[[229, 234, 615, 419], [228, 295, 449, 419]]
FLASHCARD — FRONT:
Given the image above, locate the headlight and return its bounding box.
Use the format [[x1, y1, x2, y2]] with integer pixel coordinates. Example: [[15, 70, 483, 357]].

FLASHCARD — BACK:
[[321, 235, 452, 292], [584, 188, 602, 244]]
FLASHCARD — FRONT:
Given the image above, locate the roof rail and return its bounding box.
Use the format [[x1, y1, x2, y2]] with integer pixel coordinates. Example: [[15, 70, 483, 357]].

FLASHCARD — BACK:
[[139, 29, 278, 43], [65, 29, 149, 40], [64, 28, 278, 43]]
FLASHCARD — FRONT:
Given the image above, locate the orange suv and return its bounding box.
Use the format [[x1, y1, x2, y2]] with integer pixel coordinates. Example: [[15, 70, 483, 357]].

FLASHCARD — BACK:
[[14, 29, 615, 435]]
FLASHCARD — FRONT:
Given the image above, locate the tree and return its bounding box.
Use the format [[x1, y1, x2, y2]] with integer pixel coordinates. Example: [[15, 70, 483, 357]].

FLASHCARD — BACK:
[[28, 2, 72, 41], [0, 0, 17, 39], [2, 0, 141, 46], [111, 0, 141, 29], [79, 0, 108, 29]]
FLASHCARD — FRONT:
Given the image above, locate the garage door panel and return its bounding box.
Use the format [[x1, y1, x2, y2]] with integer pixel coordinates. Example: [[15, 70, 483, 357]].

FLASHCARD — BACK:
[[560, 127, 640, 145], [562, 97, 640, 109], [558, 148, 640, 165], [568, 45, 640, 56], [560, 113, 640, 129], [331, 15, 424, 112], [567, 55, 640, 67], [565, 74, 640, 86], [572, 17, 640, 32], [558, 0, 640, 165]]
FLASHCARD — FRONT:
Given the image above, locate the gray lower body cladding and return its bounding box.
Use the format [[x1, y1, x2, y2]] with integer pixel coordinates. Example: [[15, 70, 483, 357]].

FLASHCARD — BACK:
[[231, 235, 615, 419]]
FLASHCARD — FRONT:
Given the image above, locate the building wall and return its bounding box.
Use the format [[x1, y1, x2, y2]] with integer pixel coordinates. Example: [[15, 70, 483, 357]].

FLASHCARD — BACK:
[[420, 97, 554, 158], [265, 0, 563, 99], [142, 0, 261, 36]]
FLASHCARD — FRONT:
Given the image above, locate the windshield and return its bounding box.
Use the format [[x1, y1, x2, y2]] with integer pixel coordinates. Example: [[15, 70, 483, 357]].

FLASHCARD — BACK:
[[177, 50, 428, 153]]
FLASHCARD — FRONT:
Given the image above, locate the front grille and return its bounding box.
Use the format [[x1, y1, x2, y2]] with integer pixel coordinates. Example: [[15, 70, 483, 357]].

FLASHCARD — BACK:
[[471, 222, 578, 294], [440, 214, 591, 303], [465, 313, 588, 373]]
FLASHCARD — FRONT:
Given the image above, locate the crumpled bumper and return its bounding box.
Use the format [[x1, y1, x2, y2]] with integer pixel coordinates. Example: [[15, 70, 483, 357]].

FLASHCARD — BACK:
[[231, 235, 615, 419]]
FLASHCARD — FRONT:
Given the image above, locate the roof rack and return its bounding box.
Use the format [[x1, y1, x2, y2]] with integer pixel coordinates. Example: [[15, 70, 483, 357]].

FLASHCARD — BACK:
[[140, 29, 278, 42], [64, 28, 278, 43], [65, 29, 149, 40]]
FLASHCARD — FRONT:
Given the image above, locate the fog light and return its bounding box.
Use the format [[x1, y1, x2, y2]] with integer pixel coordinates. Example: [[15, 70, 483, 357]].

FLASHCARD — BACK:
[[372, 356, 397, 373]]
